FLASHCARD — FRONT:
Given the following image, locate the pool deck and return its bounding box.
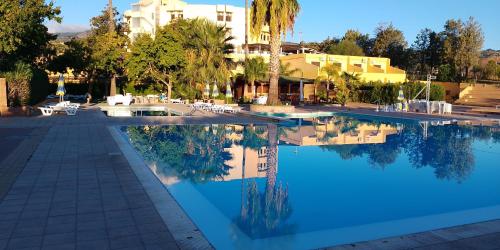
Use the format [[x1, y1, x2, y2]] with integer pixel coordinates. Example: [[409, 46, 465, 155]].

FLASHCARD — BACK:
[[0, 104, 499, 250]]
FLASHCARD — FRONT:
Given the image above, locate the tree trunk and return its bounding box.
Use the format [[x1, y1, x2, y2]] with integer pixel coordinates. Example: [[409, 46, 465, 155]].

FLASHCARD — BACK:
[[266, 124, 278, 193], [244, 0, 249, 62], [86, 74, 94, 102], [108, 0, 115, 33], [110, 75, 117, 96], [268, 31, 281, 105], [314, 84, 318, 103], [326, 81, 330, 102], [251, 81, 255, 98], [167, 83, 172, 102]]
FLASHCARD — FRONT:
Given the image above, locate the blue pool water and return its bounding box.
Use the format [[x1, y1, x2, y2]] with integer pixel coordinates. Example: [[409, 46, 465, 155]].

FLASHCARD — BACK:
[[123, 115, 500, 249]]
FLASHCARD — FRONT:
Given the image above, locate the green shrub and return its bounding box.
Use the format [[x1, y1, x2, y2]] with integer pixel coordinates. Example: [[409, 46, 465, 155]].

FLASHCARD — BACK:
[[402, 82, 445, 101], [352, 82, 445, 105], [0, 61, 49, 106], [430, 84, 445, 101]]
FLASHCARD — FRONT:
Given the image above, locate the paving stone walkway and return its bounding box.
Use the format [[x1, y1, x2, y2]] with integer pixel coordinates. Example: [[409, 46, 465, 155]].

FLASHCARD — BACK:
[[0, 110, 185, 249], [1, 105, 499, 250]]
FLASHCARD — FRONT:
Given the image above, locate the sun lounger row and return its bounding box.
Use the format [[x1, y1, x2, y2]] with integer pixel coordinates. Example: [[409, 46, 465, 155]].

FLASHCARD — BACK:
[[190, 102, 240, 113], [107, 94, 132, 106], [38, 101, 80, 116], [408, 100, 452, 114]]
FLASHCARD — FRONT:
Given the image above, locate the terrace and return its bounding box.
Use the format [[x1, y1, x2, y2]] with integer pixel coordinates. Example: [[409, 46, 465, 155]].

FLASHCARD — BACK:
[[1, 103, 499, 249]]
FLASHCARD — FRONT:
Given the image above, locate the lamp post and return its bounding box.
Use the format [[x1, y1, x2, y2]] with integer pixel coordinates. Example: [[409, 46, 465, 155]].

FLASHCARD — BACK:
[[425, 68, 438, 114]]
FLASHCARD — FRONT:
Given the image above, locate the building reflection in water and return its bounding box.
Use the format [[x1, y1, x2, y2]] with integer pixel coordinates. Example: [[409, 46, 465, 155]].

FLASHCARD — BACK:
[[124, 118, 499, 241], [222, 117, 398, 181]]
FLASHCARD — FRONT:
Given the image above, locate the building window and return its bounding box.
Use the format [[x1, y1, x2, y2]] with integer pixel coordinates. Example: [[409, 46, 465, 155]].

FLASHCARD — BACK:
[[171, 13, 176, 20], [312, 61, 320, 67], [152, 13, 155, 20], [132, 18, 140, 28], [226, 12, 232, 22], [178, 13, 183, 19], [354, 63, 362, 68], [373, 64, 382, 69], [217, 12, 224, 21]]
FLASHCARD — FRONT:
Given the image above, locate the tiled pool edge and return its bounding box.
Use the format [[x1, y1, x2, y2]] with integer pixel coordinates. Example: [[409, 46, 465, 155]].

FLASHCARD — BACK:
[[108, 126, 214, 250]]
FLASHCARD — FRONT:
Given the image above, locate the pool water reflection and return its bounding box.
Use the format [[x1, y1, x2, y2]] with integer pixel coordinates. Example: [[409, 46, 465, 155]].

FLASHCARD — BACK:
[[123, 115, 500, 249]]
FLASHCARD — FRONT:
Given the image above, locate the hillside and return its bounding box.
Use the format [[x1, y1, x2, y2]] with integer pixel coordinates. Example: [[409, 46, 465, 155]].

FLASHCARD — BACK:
[[54, 31, 90, 42], [481, 49, 500, 58]]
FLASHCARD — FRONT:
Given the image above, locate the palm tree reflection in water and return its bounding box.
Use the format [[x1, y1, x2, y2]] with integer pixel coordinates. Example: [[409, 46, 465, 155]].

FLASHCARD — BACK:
[[234, 123, 296, 239]]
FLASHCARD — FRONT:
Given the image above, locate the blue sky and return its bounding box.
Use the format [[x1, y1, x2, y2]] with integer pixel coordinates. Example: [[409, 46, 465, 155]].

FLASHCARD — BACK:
[[48, 0, 500, 49]]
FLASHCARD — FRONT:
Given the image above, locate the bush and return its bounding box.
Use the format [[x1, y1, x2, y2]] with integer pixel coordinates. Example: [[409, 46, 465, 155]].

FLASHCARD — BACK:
[[402, 82, 445, 101], [0, 61, 49, 106], [353, 81, 445, 105]]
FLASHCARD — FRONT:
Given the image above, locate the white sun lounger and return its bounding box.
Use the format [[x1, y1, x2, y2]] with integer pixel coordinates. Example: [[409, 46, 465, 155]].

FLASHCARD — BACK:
[[38, 107, 54, 116]]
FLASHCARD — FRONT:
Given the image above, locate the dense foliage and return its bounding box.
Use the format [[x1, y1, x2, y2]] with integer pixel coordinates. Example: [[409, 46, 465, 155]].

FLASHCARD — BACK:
[[0, 61, 49, 106], [0, 0, 60, 106], [0, 0, 61, 70]]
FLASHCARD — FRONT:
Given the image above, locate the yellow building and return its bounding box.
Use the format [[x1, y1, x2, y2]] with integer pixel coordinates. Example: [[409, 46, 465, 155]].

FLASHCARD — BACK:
[[232, 51, 407, 101], [280, 121, 398, 146], [281, 53, 407, 84]]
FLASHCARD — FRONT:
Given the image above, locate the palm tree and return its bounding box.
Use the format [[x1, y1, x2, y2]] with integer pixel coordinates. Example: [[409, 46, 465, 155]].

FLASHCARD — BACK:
[[180, 19, 235, 88], [108, 0, 117, 96], [337, 72, 360, 106], [251, 0, 300, 105], [245, 0, 249, 62], [320, 64, 340, 102], [192, 19, 235, 84], [244, 57, 268, 98]]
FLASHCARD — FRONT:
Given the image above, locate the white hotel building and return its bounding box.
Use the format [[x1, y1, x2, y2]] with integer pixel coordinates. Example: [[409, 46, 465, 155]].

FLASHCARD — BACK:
[[124, 0, 271, 55]]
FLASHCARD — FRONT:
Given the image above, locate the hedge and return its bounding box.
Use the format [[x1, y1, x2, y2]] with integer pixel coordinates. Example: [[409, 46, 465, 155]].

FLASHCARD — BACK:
[[355, 82, 445, 105]]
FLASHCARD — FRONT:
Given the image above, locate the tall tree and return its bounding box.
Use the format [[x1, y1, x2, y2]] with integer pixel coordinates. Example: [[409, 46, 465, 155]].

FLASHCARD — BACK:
[[343, 29, 372, 55], [107, 0, 118, 95], [484, 60, 498, 80], [326, 40, 364, 56], [0, 0, 61, 70], [372, 23, 408, 68], [412, 28, 433, 75], [442, 17, 484, 81], [87, 4, 128, 96], [251, 0, 300, 105], [92, 32, 127, 96], [126, 26, 186, 101], [245, 0, 249, 63]]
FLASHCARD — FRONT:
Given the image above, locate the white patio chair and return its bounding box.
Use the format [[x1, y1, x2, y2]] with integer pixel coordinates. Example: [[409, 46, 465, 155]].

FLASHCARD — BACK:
[[38, 107, 54, 116], [65, 107, 78, 116], [171, 98, 184, 104]]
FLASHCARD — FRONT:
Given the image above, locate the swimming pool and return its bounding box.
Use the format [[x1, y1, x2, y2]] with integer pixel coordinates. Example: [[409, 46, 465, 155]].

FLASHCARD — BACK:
[[122, 115, 500, 249]]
